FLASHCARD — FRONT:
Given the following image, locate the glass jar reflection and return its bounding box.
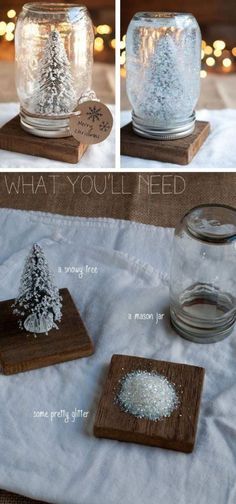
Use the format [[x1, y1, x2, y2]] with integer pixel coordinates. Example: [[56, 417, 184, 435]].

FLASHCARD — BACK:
[[170, 205, 236, 343], [126, 12, 201, 139], [15, 3, 94, 138]]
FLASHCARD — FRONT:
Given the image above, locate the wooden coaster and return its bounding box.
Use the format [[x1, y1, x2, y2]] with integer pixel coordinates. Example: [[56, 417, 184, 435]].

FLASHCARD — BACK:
[[0, 288, 94, 375], [94, 354, 205, 453], [121, 121, 210, 165], [0, 115, 88, 164]]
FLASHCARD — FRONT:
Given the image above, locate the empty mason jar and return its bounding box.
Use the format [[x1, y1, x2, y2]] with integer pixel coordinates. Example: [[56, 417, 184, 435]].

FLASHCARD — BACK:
[[170, 205, 236, 343], [15, 3, 94, 138], [126, 12, 201, 139]]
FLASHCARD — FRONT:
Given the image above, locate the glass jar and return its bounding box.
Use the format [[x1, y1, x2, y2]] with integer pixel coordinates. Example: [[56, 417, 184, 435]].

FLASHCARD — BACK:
[[15, 3, 94, 138], [126, 12, 201, 139], [170, 205, 236, 343]]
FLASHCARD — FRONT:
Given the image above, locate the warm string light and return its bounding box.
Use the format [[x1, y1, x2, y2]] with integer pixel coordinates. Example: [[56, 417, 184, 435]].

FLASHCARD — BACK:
[[0, 22, 7, 36], [93, 24, 115, 52], [214, 49, 222, 57], [120, 51, 126, 65], [94, 36, 104, 52], [120, 34, 126, 74], [0, 13, 116, 52], [200, 70, 207, 79], [213, 40, 226, 50], [223, 58, 232, 68], [120, 35, 236, 78], [7, 22, 15, 33], [204, 45, 213, 55], [206, 57, 215, 67], [95, 24, 112, 35], [0, 8, 16, 41], [202, 39, 234, 74], [1, 20, 16, 41], [5, 32, 14, 42], [0, 10, 233, 74], [7, 9, 16, 19]]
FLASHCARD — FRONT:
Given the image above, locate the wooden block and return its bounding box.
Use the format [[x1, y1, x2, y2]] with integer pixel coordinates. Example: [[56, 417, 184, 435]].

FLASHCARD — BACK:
[[0, 115, 88, 164], [121, 121, 210, 165], [94, 354, 205, 453], [0, 288, 94, 375]]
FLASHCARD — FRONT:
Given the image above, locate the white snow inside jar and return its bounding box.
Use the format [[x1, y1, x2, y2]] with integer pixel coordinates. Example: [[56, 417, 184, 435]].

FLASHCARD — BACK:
[[15, 3, 94, 138], [126, 12, 201, 139]]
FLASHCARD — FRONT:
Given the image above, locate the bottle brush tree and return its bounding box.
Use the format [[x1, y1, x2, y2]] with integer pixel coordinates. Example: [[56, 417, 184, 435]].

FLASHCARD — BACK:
[[33, 30, 77, 115], [12, 243, 62, 335]]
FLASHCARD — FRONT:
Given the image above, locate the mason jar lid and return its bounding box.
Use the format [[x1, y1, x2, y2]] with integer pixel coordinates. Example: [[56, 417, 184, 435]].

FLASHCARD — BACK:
[[185, 204, 236, 243]]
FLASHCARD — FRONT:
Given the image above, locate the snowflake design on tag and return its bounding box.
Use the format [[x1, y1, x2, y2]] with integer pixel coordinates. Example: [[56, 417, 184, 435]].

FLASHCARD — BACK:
[[99, 121, 110, 132], [86, 106, 103, 122]]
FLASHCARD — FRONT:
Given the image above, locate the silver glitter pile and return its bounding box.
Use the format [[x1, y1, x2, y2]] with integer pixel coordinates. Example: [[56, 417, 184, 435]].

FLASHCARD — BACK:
[[117, 370, 179, 421]]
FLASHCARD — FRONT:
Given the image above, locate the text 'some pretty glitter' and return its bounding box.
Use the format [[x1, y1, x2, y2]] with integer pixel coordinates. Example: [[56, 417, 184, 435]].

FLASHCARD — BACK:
[[117, 370, 179, 421]]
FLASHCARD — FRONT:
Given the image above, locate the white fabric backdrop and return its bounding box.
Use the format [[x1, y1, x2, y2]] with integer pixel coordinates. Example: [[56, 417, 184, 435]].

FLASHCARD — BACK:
[[121, 109, 236, 168], [0, 209, 235, 504], [0, 104, 115, 169]]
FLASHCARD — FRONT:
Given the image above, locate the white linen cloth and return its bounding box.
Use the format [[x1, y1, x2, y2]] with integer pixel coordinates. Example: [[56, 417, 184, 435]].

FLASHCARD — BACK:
[[0, 104, 115, 169], [121, 109, 236, 168], [0, 208, 235, 504]]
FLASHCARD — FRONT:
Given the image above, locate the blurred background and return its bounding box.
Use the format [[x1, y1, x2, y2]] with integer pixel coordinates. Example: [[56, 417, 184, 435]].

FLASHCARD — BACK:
[[121, 0, 236, 109], [0, 0, 115, 104]]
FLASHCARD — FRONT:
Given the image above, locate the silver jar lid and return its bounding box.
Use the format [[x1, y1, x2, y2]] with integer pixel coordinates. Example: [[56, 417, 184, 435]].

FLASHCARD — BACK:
[[132, 112, 196, 140]]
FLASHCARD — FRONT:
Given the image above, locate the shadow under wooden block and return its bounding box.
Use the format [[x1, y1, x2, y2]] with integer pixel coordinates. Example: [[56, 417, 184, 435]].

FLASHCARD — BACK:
[[0, 288, 94, 375], [0, 115, 88, 164], [121, 121, 210, 165], [94, 354, 205, 453]]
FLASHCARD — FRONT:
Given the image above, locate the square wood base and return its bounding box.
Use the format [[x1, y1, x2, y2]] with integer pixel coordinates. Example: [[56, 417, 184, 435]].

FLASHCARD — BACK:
[[0, 288, 94, 375], [0, 115, 88, 164], [121, 121, 210, 165], [94, 354, 205, 453]]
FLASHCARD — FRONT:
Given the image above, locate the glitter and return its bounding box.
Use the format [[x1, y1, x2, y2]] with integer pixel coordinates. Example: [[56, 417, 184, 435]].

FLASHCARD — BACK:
[[116, 370, 179, 421]]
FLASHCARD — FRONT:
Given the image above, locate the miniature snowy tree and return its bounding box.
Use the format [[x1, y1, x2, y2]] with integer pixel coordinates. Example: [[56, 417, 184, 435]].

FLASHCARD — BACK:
[[33, 30, 77, 115], [12, 243, 62, 335], [133, 33, 190, 121]]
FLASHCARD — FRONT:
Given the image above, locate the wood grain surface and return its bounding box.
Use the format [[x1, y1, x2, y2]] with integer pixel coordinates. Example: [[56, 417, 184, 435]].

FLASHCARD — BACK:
[[0, 288, 94, 375], [94, 354, 205, 453], [0, 115, 88, 164], [0, 490, 46, 504], [121, 121, 210, 165]]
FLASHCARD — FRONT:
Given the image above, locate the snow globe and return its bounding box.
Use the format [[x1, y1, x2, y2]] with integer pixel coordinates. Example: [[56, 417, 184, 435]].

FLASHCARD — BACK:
[[170, 204, 236, 343], [15, 3, 94, 138], [126, 12, 201, 139]]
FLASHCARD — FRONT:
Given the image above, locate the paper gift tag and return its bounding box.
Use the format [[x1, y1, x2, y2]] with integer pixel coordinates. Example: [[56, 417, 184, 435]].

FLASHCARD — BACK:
[[70, 100, 113, 144]]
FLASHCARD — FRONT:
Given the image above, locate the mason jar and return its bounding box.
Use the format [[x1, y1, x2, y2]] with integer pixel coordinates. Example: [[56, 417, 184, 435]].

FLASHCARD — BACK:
[[15, 3, 94, 138], [126, 12, 201, 139], [170, 205, 236, 343]]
